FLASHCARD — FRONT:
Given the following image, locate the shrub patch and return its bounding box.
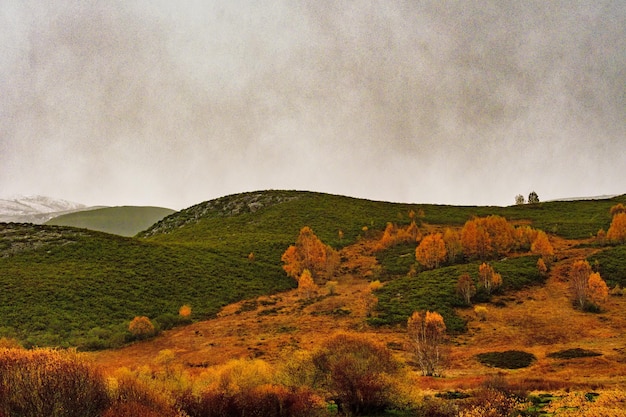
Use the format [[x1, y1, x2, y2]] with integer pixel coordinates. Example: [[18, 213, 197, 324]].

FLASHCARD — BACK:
[[476, 350, 536, 369], [547, 348, 602, 359]]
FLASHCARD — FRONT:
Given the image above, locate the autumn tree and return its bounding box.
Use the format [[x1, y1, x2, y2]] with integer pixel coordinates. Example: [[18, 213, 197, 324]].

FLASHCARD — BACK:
[[569, 260, 609, 310], [460, 218, 492, 260], [515, 194, 525, 205], [607, 212, 626, 244], [456, 273, 476, 305], [514, 225, 538, 252], [588, 272, 609, 306], [610, 203, 626, 216], [129, 316, 155, 339], [443, 228, 462, 263], [478, 262, 502, 295], [281, 226, 339, 283], [407, 311, 447, 376], [531, 230, 554, 262], [415, 233, 447, 269], [297, 269, 318, 299], [483, 215, 515, 256]]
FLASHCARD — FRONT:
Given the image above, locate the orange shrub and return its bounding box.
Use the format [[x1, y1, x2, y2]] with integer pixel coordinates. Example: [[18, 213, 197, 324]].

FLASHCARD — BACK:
[[179, 305, 192, 318]]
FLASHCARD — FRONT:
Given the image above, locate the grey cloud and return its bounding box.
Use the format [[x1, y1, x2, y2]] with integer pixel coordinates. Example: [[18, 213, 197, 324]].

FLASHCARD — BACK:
[[0, 1, 624, 208]]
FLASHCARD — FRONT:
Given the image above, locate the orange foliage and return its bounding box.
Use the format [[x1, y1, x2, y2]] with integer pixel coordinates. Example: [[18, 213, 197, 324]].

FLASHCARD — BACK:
[[407, 311, 447, 376], [297, 269, 318, 299], [129, 316, 155, 339], [376, 221, 419, 251], [514, 226, 538, 251], [461, 219, 492, 260], [570, 260, 592, 309], [456, 273, 476, 305], [415, 233, 447, 269], [461, 216, 517, 259], [179, 305, 192, 317], [281, 226, 338, 282], [443, 228, 462, 263], [531, 230, 554, 260], [588, 272, 609, 305], [483, 215, 515, 256], [607, 212, 626, 244], [569, 260, 608, 310], [478, 262, 502, 295], [610, 203, 626, 216]]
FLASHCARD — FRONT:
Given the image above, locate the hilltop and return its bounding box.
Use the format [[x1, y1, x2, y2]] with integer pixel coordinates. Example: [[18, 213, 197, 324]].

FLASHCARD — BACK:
[[45, 205, 175, 237]]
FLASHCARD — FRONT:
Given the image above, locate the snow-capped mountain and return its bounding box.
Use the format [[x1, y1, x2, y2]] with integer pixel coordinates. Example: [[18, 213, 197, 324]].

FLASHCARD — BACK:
[[0, 195, 88, 224]]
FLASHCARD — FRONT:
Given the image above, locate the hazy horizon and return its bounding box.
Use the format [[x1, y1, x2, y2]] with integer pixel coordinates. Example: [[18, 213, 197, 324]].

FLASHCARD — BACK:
[[2, 1, 624, 210]]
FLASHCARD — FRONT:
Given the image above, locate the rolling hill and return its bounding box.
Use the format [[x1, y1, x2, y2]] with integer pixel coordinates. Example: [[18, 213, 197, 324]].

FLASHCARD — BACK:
[[0, 190, 625, 352], [45, 205, 176, 237]]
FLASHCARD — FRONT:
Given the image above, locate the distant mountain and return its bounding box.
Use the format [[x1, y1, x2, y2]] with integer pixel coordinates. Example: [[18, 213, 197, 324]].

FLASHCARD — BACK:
[[0, 195, 89, 223], [45, 206, 176, 237]]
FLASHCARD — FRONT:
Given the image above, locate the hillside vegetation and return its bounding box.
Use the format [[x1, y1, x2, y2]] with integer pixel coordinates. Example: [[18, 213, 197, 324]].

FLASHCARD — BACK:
[[45, 206, 175, 237], [2, 190, 626, 416], [0, 190, 624, 351]]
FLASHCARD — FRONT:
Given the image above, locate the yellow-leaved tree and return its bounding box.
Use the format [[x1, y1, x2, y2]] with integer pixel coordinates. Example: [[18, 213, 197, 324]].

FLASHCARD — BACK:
[[415, 233, 447, 270], [478, 262, 502, 295], [407, 311, 447, 376], [570, 260, 609, 310], [297, 269, 318, 299], [607, 212, 626, 244], [281, 226, 339, 283], [531, 230, 555, 264], [456, 273, 476, 305]]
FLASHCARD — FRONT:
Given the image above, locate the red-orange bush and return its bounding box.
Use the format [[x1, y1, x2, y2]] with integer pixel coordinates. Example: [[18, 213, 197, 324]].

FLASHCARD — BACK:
[[312, 333, 402, 415], [178, 385, 323, 417], [0, 348, 109, 417]]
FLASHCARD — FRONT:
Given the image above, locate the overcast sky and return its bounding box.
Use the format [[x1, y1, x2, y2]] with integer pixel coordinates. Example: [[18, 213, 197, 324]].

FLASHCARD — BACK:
[[1, 1, 624, 209]]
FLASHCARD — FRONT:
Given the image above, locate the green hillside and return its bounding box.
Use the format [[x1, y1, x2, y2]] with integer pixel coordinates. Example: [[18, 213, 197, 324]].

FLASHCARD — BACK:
[[1, 190, 624, 349], [45, 206, 176, 237]]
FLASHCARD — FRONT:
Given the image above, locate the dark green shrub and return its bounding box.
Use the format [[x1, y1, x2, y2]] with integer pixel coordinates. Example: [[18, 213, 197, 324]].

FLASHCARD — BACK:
[[547, 348, 602, 359], [476, 350, 536, 369]]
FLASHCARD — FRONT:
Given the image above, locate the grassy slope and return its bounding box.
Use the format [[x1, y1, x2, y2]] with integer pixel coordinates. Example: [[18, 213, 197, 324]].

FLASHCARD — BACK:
[[0, 224, 290, 348], [45, 206, 176, 237], [1, 190, 624, 349]]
